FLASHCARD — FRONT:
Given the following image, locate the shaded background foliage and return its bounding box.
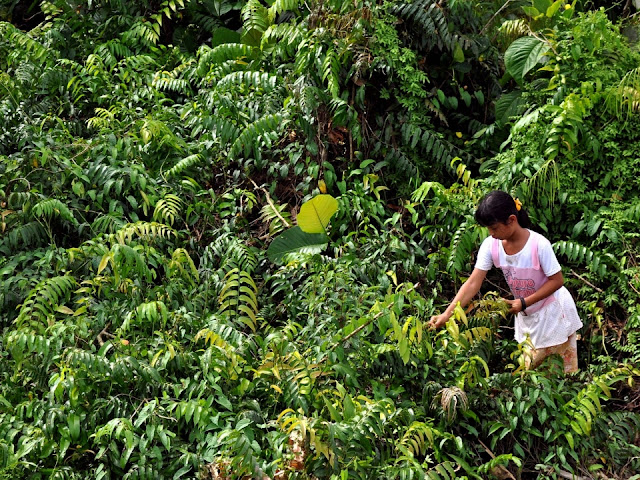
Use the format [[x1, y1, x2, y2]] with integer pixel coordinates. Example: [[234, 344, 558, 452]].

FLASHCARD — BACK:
[[1, 0, 640, 479]]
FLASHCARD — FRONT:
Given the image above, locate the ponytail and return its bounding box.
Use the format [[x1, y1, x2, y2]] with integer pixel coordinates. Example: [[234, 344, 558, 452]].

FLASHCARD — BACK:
[[516, 206, 532, 229]]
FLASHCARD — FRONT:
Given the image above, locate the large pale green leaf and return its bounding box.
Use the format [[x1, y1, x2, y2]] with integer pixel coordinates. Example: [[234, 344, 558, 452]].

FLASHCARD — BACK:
[[297, 194, 339, 234], [267, 227, 328, 263], [504, 36, 549, 85]]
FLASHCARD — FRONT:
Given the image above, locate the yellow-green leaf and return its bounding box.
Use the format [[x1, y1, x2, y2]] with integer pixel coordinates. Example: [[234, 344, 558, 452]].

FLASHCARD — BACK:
[[98, 253, 111, 274], [453, 43, 465, 63], [297, 194, 338, 233]]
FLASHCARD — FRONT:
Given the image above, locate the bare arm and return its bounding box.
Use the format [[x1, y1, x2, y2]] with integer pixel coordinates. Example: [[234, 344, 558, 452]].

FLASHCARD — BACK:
[[428, 268, 488, 328], [504, 271, 564, 314]]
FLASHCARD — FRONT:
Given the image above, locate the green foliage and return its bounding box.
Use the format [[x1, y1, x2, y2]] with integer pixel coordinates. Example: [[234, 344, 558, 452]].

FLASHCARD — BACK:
[[2, 1, 640, 479], [504, 36, 549, 85], [266, 226, 328, 263]]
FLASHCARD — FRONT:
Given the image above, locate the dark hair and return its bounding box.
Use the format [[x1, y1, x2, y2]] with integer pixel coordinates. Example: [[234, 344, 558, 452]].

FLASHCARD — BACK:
[[475, 190, 532, 229]]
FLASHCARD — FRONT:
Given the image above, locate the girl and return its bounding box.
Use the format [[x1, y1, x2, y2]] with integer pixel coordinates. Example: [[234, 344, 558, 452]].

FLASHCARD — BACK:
[[428, 191, 583, 373]]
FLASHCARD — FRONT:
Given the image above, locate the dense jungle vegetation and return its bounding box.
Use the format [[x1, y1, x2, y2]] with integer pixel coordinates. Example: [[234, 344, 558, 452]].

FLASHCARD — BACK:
[[2, 0, 640, 478]]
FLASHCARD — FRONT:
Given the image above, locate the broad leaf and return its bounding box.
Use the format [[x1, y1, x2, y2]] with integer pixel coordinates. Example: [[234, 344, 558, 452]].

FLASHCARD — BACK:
[[546, 0, 563, 17], [453, 43, 465, 63], [211, 27, 241, 47], [267, 227, 328, 263], [297, 194, 339, 234], [504, 36, 549, 85], [494, 91, 524, 126], [533, 0, 551, 13]]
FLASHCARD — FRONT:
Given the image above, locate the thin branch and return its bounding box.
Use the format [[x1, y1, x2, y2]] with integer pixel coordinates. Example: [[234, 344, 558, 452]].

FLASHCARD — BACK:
[[569, 269, 604, 293], [484, 278, 511, 296], [96, 322, 114, 346], [480, 0, 516, 35], [477, 439, 517, 480], [555, 469, 589, 480], [328, 310, 385, 353], [249, 178, 291, 229]]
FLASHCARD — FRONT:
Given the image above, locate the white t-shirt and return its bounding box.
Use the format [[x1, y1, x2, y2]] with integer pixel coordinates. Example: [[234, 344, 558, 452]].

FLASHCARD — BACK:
[[475, 230, 583, 349]]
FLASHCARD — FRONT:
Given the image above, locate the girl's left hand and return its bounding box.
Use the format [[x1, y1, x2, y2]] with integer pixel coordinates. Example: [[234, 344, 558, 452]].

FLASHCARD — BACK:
[[503, 298, 523, 314]]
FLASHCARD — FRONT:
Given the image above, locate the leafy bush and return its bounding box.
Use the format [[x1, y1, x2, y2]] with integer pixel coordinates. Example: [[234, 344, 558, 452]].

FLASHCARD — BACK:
[[2, 1, 640, 479]]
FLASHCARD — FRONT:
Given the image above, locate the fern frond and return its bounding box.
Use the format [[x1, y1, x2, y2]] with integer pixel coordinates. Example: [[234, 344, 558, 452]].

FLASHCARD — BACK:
[[521, 156, 560, 211], [460, 326, 493, 346], [191, 10, 223, 33], [16, 275, 77, 330], [122, 53, 157, 72], [168, 248, 199, 285], [322, 47, 341, 98], [84, 51, 110, 75], [385, 149, 421, 181], [450, 157, 477, 189], [229, 113, 287, 161], [426, 462, 458, 480], [564, 365, 640, 436], [268, 0, 302, 21], [91, 214, 127, 235], [477, 454, 523, 475], [4, 329, 65, 363], [201, 232, 259, 274], [87, 105, 121, 131], [122, 465, 165, 479], [0, 221, 48, 252], [216, 71, 279, 93], [152, 71, 193, 95], [197, 43, 255, 78], [411, 181, 445, 203], [260, 202, 291, 236], [138, 301, 169, 330], [0, 22, 50, 64], [98, 243, 154, 285], [67, 349, 163, 386], [495, 19, 530, 48], [31, 198, 79, 226], [165, 154, 206, 178], [13, 62, 38, 86], [543, 93, 592, 163], [153, 194, 183, 227], [261, 22, 304, 56], [446, 221, 481, 276], [217, 428, 268, 479], [242, 0, 270, 36], [398, 421, 451, 457], [195, 317, 248, 352], [401, 123, 459, 171], [139, 118, 179, 146], [553, 240, 609, 276], [113, 222, 177, 244], [219, 268, 260, 332], [105, 39, 135, 62], [195, 316, 251, 378], [391, 0, 454, 52], [123, 20, 160, 47], [203, 113, 238, 143]]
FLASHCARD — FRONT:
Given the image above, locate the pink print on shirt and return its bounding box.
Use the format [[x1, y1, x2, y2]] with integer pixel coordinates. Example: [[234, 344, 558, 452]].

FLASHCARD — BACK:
[[503, 268, 536, 298], [491, 235, 557, 315]]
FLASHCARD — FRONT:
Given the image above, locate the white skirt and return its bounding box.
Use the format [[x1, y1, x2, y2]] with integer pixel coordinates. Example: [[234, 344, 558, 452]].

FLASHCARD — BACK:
[[514, 286, 583, 349]]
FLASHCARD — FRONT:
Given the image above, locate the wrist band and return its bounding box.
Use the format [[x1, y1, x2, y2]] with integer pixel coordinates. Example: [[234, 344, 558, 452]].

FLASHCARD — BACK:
[[519, 297, 527, 314]]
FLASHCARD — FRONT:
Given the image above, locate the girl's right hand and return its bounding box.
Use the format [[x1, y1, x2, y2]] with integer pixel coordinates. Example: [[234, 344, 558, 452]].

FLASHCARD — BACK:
[[428, 313, 450, 330]]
